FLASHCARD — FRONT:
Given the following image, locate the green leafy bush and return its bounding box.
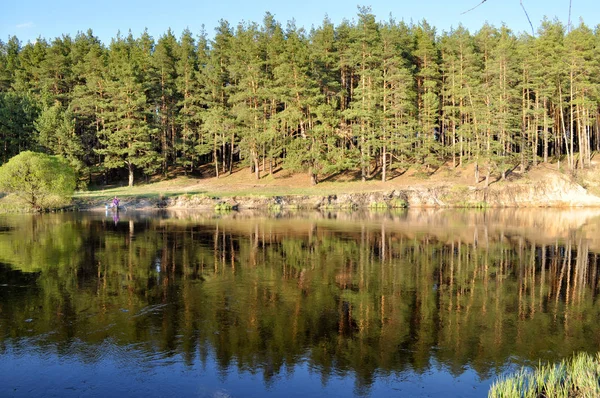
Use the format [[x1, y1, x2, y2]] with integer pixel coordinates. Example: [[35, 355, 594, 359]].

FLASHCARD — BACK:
[[0, 151, 76, 211]]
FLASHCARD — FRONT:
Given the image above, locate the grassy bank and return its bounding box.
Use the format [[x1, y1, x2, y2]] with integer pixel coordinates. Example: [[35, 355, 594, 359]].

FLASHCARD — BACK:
[[489, 352, 600, 397], [71, 170, 405, 209], [73, 173, 398, 200], [3, 162, 600, 211]]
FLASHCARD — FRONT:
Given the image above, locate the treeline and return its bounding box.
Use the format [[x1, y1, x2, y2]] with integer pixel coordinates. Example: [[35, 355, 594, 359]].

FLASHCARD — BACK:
[[1, 8, 599, 186]]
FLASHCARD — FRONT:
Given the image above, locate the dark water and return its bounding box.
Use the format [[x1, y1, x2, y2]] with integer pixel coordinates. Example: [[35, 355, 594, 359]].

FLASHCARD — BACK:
[[1, 209, 600, 397]]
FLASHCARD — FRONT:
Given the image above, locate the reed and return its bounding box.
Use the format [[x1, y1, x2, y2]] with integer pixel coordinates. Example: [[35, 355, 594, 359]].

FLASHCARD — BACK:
[[489, 352, 600, 397]]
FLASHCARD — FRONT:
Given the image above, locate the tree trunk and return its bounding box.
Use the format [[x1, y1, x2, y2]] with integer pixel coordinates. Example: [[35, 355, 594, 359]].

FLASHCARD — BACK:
[[452, 118, 456, 168], [222, 132, 226, 174], [229, 132, 234, 175], [214, 135, 219, 178], [128, 163, 134, 187], [382, 146, 387, 182], [559, 86, 570, 169], [253, 152, 260, 180], [570, 65, 575, 170], [361, 135, 366, 182], [543, 98, 548, 163]]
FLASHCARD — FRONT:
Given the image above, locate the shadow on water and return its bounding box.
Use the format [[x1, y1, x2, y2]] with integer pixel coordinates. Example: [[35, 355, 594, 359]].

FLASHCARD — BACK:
[[1, 208, 600, 396]]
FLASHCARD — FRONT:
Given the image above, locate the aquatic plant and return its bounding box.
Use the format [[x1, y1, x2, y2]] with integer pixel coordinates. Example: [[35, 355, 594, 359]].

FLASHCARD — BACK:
[[268, 203, 283, 212], [214, 202, 233, 212], [390, 198, 408, 208], [488, 352, 600, 397], [368, 201, 388, 209]]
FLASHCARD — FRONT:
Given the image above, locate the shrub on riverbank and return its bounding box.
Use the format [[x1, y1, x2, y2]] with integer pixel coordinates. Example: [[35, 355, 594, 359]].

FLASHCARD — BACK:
[[489, 352, 600, 397], [0, 152, 76, 211]]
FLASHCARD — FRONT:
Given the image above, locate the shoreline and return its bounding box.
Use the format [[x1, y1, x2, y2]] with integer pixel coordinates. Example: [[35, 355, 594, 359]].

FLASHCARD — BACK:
[[6, 163, 600, 213], [74, 176, 600, 211]]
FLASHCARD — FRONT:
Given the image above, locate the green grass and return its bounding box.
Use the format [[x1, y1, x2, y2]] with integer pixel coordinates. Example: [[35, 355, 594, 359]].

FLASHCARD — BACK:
[[488, 352, 600, 398], [456, 201, 488, 208], [267, 203, 283, 212], [214, 202, 233, 212], [72, 173, 395, 202], [320, 202, 357, 210], [390, 198, 408, 208], [0, 193, 75, 213], [0, 201, 31, 213], [368, 201, 389, 209]]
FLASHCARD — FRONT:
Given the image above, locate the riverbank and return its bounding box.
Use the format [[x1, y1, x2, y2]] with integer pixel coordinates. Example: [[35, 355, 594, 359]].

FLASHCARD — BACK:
[[72, 162, 600, 211]]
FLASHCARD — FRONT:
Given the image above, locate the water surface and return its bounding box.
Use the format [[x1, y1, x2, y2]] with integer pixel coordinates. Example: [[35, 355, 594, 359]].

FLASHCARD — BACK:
[[1, 209, 600, 397]]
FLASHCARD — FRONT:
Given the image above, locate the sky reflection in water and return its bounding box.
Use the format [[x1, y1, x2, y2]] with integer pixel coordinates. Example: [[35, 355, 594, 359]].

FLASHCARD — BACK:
[[1, 209, 600, 397]]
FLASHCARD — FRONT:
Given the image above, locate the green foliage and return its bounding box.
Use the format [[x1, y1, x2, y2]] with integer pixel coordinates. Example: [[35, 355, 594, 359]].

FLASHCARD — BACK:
[[2, 13, 600, 186], [35, 102, 87, 187], [0, 151, 76, 210], [390, 198, 408, 208], [457, 200, 488, 208], [214, 202, 233, 212], [489, 352, 600, 398], [267, 203, 283, 212], [95, 33, 159, 186], [320, 202, 357, 210], [0, 91, 39, 163], [368, 201, 389, 209]]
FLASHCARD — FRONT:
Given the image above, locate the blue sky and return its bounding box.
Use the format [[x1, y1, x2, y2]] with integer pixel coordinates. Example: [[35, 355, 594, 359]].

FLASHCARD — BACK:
[[2, 0, 598, 45]]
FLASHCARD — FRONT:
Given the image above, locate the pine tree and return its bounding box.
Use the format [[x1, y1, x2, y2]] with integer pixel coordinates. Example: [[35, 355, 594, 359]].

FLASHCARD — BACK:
[[0, 36, 21, 91], [39, 35, 73, 106], [70, 32, 107, 178], [34, 102, 85, 181], [278, 21, 327, 184], [154, 29, 180, 174], [531, 21, 558, 164], [96, 33, 159, 186], [565, 22, 596, 169], [175, 28, 203, 175], [441, 25, 482, 173], [473, 24, 500, 184], [13, 39, 48, 100], [292, 17, 351, 184], [202, 20, 235, 177], [380, 18, 416, 180], [413, 21, 441, 170], [261, 13, 286, 177], [343, 7, 383, 181], [489, 25, 520, 180], [228, 22, 266, 180], [335, 19, 357, 146], [0, 91, 39, 163]]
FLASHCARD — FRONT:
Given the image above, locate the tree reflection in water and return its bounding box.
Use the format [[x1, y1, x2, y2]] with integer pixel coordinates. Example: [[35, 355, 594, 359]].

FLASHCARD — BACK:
[[0, 209, 600, 395]]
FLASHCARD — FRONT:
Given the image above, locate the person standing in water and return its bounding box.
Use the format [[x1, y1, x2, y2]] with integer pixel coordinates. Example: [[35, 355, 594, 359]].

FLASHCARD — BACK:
[[112, 196, 120, 209]]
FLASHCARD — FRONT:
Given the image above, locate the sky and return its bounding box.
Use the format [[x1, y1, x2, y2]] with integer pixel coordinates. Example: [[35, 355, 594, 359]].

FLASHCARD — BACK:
[[1, 0, 598, 45]]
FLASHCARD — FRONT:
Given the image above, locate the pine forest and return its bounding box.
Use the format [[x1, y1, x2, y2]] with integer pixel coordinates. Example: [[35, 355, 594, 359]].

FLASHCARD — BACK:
[[1, 8, 599, 187]]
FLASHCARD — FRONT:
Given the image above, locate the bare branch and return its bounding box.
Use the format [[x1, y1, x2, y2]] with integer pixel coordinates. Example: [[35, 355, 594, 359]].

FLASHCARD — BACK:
[[461, 0, 487, 15], [520, 0, 535, 35]]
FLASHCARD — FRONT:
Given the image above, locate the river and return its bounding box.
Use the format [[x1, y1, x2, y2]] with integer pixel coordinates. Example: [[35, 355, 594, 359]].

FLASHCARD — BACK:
[[1, 209, 600, 397]]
